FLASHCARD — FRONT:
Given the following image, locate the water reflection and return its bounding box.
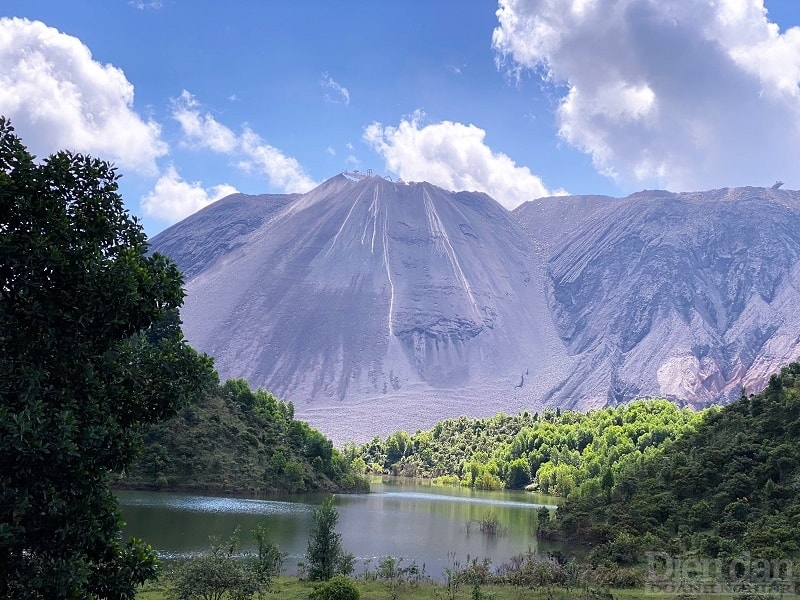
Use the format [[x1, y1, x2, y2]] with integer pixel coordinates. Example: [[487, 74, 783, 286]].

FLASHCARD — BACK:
[[122, 492, 308, 515]]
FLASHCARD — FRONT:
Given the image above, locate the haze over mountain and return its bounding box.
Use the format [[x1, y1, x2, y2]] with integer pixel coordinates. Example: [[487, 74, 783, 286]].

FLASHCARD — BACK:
[[151, 175, 800, 442]]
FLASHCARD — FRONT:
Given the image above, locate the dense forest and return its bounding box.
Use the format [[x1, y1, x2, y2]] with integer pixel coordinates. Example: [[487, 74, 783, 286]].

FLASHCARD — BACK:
[[357, 399, 707, 495], [546, 363, 800, 563], [120, 379, 368, 495]]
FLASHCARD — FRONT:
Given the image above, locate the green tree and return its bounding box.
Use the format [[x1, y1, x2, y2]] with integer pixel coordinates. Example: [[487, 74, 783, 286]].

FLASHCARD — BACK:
[[0, 118, 215, 598], [306, 496, 353, 581]]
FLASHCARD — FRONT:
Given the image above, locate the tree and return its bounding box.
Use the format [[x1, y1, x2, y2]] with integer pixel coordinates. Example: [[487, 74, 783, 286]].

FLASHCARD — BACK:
[[305, 496, 353, 581], [0, 117, 216, 598]]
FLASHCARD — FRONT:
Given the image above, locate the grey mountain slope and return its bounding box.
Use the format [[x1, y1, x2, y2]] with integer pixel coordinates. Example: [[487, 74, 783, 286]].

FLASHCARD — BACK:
[[152, 175, 572, 442], [514, 186, 800, 409], [152, 179, 800, 443]]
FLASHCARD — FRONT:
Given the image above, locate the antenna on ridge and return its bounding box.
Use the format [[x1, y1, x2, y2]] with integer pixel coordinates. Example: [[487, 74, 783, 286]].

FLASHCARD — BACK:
[[342, 169, 374, 181], [772, 180, 784, 189]]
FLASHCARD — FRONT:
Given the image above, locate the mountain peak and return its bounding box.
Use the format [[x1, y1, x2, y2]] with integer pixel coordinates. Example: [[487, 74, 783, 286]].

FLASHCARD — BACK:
[[150, 183, 800, 443]]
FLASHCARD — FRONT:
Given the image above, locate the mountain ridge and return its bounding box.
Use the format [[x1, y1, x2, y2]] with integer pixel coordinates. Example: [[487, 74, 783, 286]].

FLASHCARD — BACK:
[[150, 176, 800, 442]]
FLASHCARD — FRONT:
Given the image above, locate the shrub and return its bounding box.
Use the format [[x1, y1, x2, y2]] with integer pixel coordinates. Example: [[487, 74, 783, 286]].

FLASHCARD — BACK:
[[309, 575, 361, 600]]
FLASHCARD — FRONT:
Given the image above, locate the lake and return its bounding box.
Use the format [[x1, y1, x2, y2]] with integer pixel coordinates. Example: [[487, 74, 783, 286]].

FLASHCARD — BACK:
[[117, 477, 563, 580]]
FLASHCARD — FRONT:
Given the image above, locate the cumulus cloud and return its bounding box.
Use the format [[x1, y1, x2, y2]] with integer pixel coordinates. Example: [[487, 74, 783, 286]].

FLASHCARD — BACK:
[[141, 165, 238, 222], [0, 17, 166, 173], [364, 112, 556, 209], [171, 91, 317, 193], [492, 0, 800, 191], [320, 72, 350, 105]]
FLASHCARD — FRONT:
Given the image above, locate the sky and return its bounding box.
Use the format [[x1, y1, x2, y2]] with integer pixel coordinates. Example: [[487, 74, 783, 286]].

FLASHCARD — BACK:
[[2, 0, 800, 237]]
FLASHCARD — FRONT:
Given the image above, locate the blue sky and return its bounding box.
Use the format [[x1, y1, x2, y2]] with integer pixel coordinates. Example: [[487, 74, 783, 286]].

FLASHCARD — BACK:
[[2, 1, 800, 236]]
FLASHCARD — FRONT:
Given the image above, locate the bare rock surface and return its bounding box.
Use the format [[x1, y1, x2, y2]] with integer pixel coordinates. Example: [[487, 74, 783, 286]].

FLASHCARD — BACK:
[[516, 186, 800, 411], [150, 178, 800, 443]]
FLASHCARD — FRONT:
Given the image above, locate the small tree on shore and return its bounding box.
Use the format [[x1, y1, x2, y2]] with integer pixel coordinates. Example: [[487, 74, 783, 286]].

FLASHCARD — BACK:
[[306, 496, 354, 581]]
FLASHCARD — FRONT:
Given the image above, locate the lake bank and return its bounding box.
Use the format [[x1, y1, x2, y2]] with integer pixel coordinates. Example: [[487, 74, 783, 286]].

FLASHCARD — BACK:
[[136, 573, 800, 600]]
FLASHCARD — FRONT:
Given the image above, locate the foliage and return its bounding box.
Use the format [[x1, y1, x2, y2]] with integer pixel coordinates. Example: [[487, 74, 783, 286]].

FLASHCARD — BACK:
[[167, 526, 282, 600], [0, 117, 215, 598], [142, 574, 666, 600], [250, 524, 285, 588], [308, 575, 361, 600], [306, 496, 354, 582], [122, 379, 369, 495], [359, 400, 705, 495], [549, 363, 800, 562]]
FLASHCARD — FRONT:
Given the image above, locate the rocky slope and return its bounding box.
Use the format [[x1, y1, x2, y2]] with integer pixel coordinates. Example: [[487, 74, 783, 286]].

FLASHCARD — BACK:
[[517, 186, 800, 410], [150, 178, 800, 442]]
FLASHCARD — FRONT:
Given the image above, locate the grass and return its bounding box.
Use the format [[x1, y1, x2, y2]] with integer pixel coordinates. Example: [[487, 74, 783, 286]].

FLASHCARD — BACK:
[[136, 575, 800, 599]]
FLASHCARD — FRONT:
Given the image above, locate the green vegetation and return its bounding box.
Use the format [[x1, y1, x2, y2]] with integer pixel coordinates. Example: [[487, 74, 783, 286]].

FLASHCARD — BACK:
[[548, 363, 800, 563], [0, 119, 365, 598], [121, 379, 368, 495], [140, 576, 705, 600], [166, 526, 282, 600], [304, 496, 354, 581], [309, 575, 361, 600], [0, 117, 216, 598], [358, 399, 706, 495], [137, 548, 800, 599]]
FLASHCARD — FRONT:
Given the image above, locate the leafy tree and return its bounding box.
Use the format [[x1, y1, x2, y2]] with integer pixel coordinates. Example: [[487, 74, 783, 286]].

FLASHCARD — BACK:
[[306, 496, 353, 581], [0, 118, 215, 598]]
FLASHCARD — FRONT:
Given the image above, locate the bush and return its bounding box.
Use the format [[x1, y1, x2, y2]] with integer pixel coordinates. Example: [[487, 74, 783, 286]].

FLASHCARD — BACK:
[[167, 525, 282, 600], [309, 575, 361, 600]]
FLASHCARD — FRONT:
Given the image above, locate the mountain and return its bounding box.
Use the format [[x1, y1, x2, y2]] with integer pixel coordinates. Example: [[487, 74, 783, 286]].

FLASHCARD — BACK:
[[516, 186, 800, 410], [150, 177, 800, 442]]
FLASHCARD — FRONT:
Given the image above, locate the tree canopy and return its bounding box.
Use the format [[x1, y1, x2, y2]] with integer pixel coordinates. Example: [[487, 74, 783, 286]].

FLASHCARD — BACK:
[[358, 399, 705, 495], [0, 117, 216, 599], [122, 378, 369, 495], [548, 364, 800, 563]]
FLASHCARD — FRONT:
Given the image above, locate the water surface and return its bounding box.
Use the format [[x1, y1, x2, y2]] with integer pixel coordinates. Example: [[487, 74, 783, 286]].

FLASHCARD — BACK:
[[117, 477, 561, 579]]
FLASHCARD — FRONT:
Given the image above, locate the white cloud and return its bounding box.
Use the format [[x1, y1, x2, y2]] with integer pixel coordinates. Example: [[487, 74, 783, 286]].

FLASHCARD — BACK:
[[141, 165, 238, 222], [320, 72, 350, 105], [171, 91, 317, 193], [172, 91, 237, 153], [0, 17, 167, 173], [239, 128, 317, 192], [492, 0, 800, 191], [364, 112, 555, 209], [129, 1, 162, 9]]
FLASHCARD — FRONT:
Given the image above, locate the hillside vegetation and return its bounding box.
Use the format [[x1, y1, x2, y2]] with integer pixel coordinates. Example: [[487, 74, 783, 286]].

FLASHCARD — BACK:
[[547, 363, 800, 562], [120, 379, 367, 495], [357, 399, 706, 495]]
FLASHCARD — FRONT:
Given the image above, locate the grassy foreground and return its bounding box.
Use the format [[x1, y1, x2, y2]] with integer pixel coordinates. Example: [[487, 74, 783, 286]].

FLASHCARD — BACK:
[[136, 575, 800, 599]]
